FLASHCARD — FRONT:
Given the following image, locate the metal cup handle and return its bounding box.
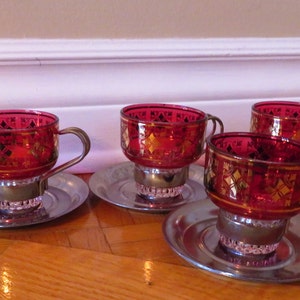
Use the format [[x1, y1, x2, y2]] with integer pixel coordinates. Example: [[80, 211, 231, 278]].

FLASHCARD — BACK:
[[201, 114, 224, 155], [39, 127, 91, 194]]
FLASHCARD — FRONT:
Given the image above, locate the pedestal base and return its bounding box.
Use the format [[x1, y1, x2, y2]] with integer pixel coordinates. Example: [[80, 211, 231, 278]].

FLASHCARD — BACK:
[[134, 164, 189, 200]]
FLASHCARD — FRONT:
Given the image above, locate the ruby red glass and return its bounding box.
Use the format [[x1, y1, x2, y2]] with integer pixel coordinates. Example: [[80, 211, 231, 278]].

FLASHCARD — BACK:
[[0, 110, 59, 180], [204, 132, 300, 256], [205, 132, 300, 220], [121, 104, 209, 168], [121, 103, 224, 201], [250, 101, 300, 141], [0, 110, 90, 215]]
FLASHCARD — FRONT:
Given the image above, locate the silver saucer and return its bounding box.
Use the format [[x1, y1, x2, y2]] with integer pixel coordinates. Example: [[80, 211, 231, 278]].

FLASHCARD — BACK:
[[89, 162, 206, 212], [0, 173, 89, 228], [162, 200, 300, 282]]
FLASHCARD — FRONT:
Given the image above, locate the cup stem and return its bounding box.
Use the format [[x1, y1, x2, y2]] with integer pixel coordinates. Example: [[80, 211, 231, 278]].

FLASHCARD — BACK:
[[134, 164, 189, 201], [0, 177, 46, 214], [216, 209, 289, 257]]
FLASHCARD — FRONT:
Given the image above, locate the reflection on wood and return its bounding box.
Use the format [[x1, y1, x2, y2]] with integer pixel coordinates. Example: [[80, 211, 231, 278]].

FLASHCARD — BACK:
[[0, 174, 298, 299]]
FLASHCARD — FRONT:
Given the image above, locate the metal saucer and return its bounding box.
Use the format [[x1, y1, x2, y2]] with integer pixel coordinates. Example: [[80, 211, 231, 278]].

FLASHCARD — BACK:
[[0, 173, 89, 228], [162, 199, 300, 282], [89, 162, 206, 213]]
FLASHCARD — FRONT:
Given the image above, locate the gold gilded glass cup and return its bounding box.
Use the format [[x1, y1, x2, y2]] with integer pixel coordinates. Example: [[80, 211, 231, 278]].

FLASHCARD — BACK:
[[205, 132, 300, 258], [121, 103, 224, 203], [0, 110, 90, 214], [250, 101, 300, 140]]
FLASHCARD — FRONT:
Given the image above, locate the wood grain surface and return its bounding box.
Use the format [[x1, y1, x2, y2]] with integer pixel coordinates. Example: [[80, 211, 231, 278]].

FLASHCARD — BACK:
[[0, 173, 298, 299]]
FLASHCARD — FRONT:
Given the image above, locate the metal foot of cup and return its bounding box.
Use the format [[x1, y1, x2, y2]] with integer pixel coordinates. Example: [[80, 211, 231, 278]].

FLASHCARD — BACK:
[[216, 209, 289, 257], [134, 164, 189, 201], [0, 197, 43, 215], [0, 177, 47, 215]]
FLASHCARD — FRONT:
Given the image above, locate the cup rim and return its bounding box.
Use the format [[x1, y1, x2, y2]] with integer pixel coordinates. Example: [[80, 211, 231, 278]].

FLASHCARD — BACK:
[[252, 100, 300, 120], [121, 103, 208, 125], [0, 109, 59, 132], [207, 131, 300, 166]]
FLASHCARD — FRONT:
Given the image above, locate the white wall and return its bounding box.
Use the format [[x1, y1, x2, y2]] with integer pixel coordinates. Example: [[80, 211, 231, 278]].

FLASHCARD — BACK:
[[0, 0, 300, 38], [1, 38, 300, 173]]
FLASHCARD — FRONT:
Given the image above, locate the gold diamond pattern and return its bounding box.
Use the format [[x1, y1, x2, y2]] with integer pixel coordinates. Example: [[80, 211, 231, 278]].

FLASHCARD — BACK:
[[266, 177, 294, 203], [145, 133, 160, 154], [223, 169, 249, 199], [121, 126, 129, 148]]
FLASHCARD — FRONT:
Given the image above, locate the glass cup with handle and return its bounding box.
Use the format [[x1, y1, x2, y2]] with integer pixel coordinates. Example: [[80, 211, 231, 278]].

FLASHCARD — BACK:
[[204, 132, 300, 261], [121, 103, 224, 204], [250, 100, 300, 140], [0, 109, 91, 215]]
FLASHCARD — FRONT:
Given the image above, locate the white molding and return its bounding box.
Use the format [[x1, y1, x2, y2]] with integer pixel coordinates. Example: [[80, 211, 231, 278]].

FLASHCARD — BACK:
[[1, 38, 300, 107], [1, 38, 300, 62], [0, 38, 300, 172]]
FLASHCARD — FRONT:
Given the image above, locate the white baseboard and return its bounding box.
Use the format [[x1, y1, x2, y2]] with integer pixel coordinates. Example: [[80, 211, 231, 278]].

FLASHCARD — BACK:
[[1, 38, 300, 173]]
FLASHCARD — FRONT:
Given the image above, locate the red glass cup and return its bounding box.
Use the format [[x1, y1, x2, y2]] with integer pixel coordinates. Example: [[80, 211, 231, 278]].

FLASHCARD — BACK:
[[204, 132, 300, 257], [250, 101, 300, 140], [0, 110, 90, 214], [121, 103, 224, 202]]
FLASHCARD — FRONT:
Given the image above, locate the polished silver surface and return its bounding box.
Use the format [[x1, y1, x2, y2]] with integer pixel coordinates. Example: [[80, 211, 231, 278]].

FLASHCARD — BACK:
[[39, 127, 91, 184], [0, 178, 47, 202], [134, 165, 189, 188], [89, 162, 206, 212], [217, 209, 288, 245], [134, 165, 189, 200], [0, 173, 89, 228], [162, 200, 300, 282]]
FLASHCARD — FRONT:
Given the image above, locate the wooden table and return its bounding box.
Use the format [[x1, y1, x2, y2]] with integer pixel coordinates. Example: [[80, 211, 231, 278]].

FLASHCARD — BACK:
[[0, 173, 299, 299]]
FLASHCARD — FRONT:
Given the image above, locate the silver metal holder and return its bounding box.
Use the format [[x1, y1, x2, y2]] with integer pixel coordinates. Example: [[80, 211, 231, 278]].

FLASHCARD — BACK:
[[216, 209, 289, 256], [134, 164, 189, 200], [0, 173, 89, 227], [89, 162, 206, 212], [0, 179, 48, 201], [163, 199, 300, 282]]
